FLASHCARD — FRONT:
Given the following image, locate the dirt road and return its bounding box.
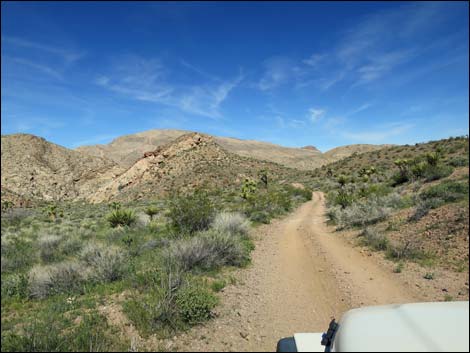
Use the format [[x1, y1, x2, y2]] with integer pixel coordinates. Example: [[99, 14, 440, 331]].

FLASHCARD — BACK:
[[159, 192, 423, 351]]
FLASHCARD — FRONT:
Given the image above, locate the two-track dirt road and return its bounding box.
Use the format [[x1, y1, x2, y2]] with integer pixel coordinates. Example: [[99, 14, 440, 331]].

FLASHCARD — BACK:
[[154, 192, 423, 351]]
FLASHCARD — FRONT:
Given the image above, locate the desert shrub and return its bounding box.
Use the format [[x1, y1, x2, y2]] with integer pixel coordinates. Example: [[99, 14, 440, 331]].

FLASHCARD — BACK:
[[1, 236, 35, 273], [359, 228, 389, 251], [285, 185, 313, 201], [124, 260, 184, 334], [211, 212, 250, 238], [59, 236, 83, 256], [80, 244, 127, 282], [420, 180, 468, 204], [168, 191, 214, 235], [410, 161, 428, 179], [448, 156, 469, 167], [210, 279, 226, 292], [176, 285, 218, 325], [1, 273, 29, 298], [1, 310, 114, 352], [423, 164, 453, 182], [330, 197, 392, 229], [29, 262, 85, 299], [358, 183, 392, 198], [408, 198, 445, 222], [249, 210, 270, 224], [106, 208, 136, 228], [38, 235, 63, 263], [385, 241, 431, 262], [333, 190, 355, 208], [1, 208, 33, 228], [170, 230, 249, 272]]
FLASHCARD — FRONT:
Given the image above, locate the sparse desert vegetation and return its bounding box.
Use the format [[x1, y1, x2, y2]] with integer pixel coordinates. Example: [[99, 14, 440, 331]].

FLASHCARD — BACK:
[[1, 177, 311, 351], [317, 136, 469, 299], [1, 130, 468, 352]]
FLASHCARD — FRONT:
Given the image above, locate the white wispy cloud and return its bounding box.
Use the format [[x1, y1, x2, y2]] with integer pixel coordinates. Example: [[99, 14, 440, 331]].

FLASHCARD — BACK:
[[258, 56, 305, 91], [5, 56, 64, 80], [308, 108, 325, 123], [296, 2, 456, 90], [346, 102, 373, 117], [2, 36, 85, 64], [96, 55, 242, 119], [302, 53, 326, 68]]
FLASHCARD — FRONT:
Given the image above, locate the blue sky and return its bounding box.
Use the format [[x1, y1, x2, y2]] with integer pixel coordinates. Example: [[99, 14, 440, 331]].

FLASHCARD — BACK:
[[2, 1, 469, 151]]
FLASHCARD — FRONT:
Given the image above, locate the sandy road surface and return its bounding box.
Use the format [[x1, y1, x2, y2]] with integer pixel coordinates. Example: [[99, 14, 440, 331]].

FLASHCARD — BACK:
[[148, 192, 423, 351]]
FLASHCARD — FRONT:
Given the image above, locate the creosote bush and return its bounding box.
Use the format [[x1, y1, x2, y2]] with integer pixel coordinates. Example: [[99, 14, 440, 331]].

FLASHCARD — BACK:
[[176, 285, 218, 325], [168, 190, 214, 235]]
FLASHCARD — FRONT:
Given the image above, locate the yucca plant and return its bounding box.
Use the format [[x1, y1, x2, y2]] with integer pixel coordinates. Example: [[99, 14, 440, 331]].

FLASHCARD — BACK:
[[109, 202, 122, 211], [43, 204, 63, 221], [106, 208, 136, 228], [144, 205, 159, 220]]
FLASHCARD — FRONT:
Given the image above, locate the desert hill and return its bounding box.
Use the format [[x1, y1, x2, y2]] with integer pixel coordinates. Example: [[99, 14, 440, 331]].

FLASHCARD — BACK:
[[76, 129, 389, 170], [1, 134, 123, 202], [88, 132, 308, 203]]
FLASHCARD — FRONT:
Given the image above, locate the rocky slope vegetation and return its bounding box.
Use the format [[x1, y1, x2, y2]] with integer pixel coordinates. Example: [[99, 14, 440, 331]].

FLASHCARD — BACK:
[[76, 129, 388, 170], [1, 134, 123, 202]]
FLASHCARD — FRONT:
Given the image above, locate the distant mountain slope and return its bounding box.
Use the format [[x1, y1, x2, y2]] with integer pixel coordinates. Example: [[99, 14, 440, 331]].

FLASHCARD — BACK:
[[76, 129, 189, 168], [323, 144, 394, 162], [89, 132, 308, 203], [76, 129, 388, 170], [1, 134, 123, 201]]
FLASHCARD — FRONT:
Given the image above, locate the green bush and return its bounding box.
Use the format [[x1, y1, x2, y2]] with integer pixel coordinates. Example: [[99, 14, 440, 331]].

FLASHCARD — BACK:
[[333, 190, 355, 208], [210, 280, 226, 292], [420, 181, 468, 204], [423, 164, 453, 182], [168, 191, 214, 235], [1, 273, 29, 298], [1, 236, 35, 273], [249, 210, 270, 224], [106, 209, 136, 227], [448, 156, 469, 167], [176, 285, 218, 325], [285, 185, 313, 201], [1, 310, 115, 352]]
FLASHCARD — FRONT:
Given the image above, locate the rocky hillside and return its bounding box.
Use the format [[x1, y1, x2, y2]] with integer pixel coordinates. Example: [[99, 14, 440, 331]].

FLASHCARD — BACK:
[[313, 135, 469, 301], [89, 132, 308, 203], [76, 129, 388, 170], [1, 134, 123, 202]]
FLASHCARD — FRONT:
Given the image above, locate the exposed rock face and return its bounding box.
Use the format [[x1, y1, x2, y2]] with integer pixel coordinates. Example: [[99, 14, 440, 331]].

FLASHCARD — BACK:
[[1, 134, 123, 201], [301, 145, 321, 153]]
